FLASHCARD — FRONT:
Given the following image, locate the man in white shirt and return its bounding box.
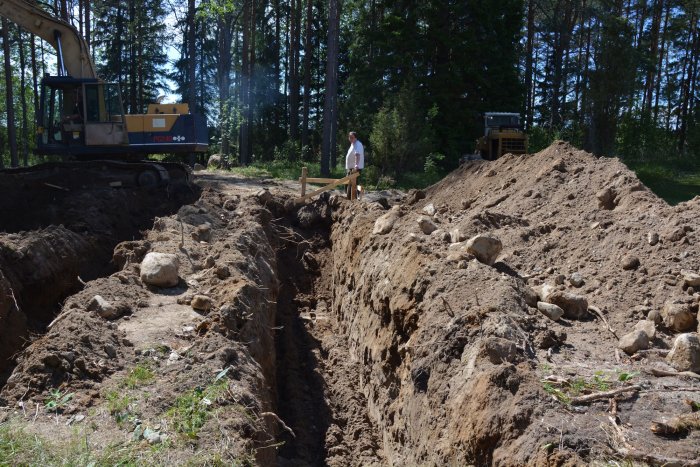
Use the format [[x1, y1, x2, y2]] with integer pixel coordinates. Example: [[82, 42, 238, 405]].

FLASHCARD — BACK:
[[345, 131, 364, 198]]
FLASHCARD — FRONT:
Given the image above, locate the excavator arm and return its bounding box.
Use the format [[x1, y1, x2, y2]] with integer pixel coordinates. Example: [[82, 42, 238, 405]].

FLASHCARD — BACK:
[[0, 0, 96, 79]]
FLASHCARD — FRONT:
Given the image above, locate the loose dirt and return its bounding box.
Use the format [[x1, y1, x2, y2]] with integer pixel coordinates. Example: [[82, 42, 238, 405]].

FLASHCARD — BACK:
[[1, 143, 699, 466]]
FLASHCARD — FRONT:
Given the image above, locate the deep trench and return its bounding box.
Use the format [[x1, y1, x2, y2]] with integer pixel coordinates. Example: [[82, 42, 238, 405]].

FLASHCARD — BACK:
[[273, 221, 334, 465], [0, 168, 198, 385]]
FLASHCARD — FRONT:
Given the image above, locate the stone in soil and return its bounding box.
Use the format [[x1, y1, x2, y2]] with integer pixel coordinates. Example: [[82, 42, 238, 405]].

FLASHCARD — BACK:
[[465, 234, 503, 266], [537, 302, 564, 321], [618, 329, 650, 355], [666, 333, 700, 372], [662, 299, 697, 332], [140, 252, 180, 287], [191, 295, 214, 312], [373, 206, 401, 235], [87, 295, 121, 320], [546, 291, 588, 320], [418, 216, 438, 235]]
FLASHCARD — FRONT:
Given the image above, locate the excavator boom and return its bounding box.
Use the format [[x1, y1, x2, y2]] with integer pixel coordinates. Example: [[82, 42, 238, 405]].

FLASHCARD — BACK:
[[0, 0, 96, 79]]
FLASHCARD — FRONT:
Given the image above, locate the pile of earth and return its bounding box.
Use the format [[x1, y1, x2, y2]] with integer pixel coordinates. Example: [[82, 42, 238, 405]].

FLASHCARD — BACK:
[[1, 143, 699, 466]]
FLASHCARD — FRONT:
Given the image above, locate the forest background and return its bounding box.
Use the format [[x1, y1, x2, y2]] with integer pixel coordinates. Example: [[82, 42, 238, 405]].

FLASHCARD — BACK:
[[1, 0, 700, 200]]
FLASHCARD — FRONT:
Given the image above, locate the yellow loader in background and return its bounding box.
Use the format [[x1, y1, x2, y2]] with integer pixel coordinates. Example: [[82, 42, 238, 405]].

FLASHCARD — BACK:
[[475, 112, 528, 160]]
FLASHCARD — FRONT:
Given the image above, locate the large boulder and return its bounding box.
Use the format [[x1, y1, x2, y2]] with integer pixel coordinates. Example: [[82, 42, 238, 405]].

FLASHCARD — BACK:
[[661, 299, 697, 332], [465, 234, 503, 266], [666, 333, 700, 372], [207, 154, 222, 168], [546, 291, 588, 320], [140, 252, 180, 287]]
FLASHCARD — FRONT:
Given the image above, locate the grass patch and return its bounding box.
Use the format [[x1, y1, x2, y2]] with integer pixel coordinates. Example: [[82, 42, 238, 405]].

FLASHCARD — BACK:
[[624, 157, 700, 205], [0, 422, 166, 465], [105, 390, 137, 425], [542, 371, 621, 405], [167, 378, 229, 439], [122, 364, 155, 389]]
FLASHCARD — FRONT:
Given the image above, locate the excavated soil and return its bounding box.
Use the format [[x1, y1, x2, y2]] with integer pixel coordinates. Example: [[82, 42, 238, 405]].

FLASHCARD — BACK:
[[1, 143, 700, 466]]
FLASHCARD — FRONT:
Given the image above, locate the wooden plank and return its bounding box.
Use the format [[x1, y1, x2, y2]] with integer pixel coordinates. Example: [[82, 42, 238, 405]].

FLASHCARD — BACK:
[[304, 177, 339, 184], [295, 172, 359, 203]]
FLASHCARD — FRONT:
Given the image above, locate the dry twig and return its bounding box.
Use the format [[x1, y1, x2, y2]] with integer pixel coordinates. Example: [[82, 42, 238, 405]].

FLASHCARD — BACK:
[[588, 305, 618, 339], [570, 384, 641, 405]]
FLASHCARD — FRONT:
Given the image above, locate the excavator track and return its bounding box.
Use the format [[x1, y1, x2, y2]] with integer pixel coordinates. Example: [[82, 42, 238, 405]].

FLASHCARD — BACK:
[[0, 160, 191, 187]]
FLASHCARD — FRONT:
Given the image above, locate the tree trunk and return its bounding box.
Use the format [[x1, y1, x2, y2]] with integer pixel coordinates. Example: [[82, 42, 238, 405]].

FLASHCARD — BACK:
[[321, 0, 340, 175], [239, 0, 253, 165], [524, 0, 535, 129], [187, 0, 197, 110], [301, 0, 313, 157], [288, 0, 301, 145], [2, 18, 18, 168], [17, 26, 28, 166], [217, 16, 233, 158]]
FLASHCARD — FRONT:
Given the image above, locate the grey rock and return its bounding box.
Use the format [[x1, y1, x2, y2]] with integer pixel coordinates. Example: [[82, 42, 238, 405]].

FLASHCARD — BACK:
[[618, 330, 650, 355], [87, 295, 121, 320], [633, 319, 656, 340], [373, 206, 401, 235], [647, 232, 659, 246], [662, 299, 697, 332], [191, 295, 213, 312], [666, 333, 700, 372], [537, 302, 564, 321], [207, 154, 222, 168], [569, 272, 585, 288], [417, 216, 438, 235], [140, 253, 180, 287], [422, 203, 436, 216], [465, 234, 503, 266], [546, 291, 589, 320], [647, 309, 662, 325]]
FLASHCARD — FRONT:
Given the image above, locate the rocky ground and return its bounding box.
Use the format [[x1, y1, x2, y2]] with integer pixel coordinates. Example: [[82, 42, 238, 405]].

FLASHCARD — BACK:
[[0, 142, 699, 466]]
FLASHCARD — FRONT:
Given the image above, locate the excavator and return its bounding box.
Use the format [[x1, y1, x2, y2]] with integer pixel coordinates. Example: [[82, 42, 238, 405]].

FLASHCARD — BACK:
[[0, 0, 208, 187]]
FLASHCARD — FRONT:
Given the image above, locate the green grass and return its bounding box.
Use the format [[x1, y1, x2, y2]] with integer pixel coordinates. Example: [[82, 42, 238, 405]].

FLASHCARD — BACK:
[[0, 422, 165, 466], [105, 390, 137, 425], [166, 379, 229, 439], [123, 364, 155, 389], [625, 157, 700, 205]]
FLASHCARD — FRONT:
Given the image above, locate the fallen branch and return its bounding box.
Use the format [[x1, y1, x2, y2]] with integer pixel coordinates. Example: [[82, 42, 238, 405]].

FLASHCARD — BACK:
[[570, 384, 641, 405], [648, 367, 700, 380], [588, 305, 618, 339]]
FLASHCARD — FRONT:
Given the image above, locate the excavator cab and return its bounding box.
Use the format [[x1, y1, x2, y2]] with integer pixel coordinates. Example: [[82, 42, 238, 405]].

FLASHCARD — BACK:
[[38, 77, 129, 156]]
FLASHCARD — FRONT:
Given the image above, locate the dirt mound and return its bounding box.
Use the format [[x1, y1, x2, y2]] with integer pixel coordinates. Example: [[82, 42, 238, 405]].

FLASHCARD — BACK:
[[325, 141, 700, 464], [2, 147, 699, 466]]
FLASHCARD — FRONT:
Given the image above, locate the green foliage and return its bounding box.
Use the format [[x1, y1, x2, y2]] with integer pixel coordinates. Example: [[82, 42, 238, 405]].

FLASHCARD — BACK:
[[122, 364, 155, 389], [167, 379, 229, 438], [105, 391, 137, 425], [617, 371, 639, 383], [369, 82, 437, 175], [44, 389, 74, 413]]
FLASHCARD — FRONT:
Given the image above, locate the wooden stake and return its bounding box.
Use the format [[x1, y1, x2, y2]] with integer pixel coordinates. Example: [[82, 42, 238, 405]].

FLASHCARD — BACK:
[[300, 166, 308, 197]]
